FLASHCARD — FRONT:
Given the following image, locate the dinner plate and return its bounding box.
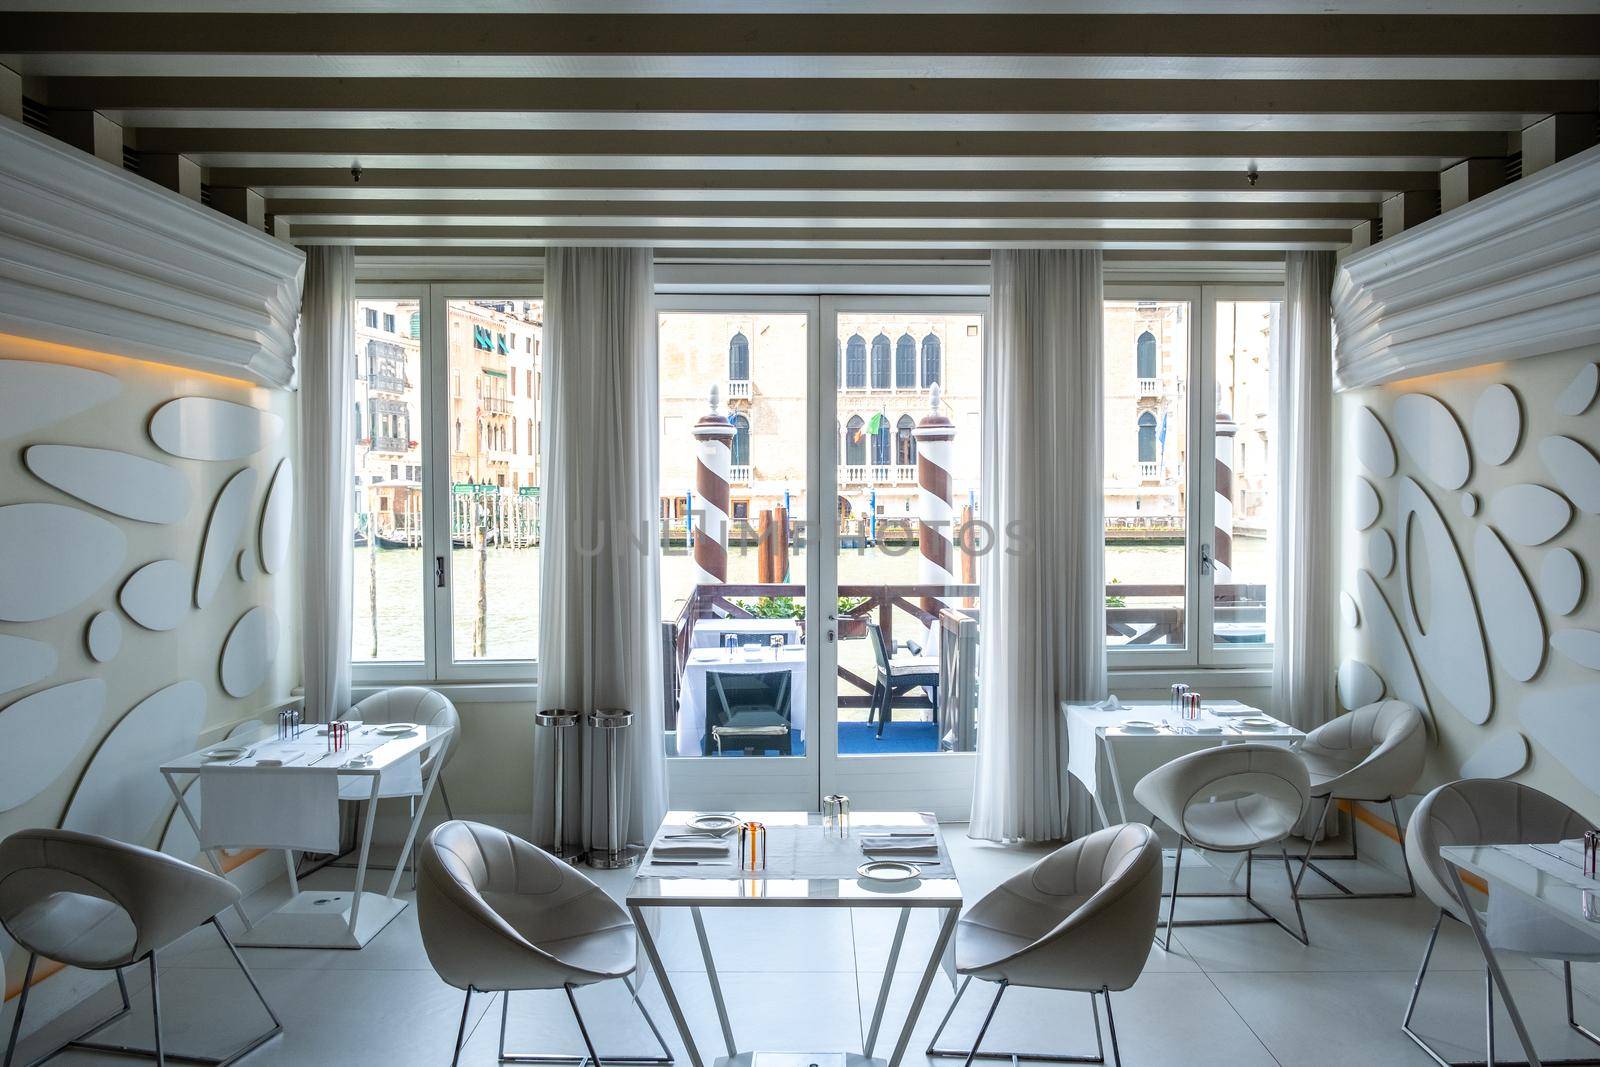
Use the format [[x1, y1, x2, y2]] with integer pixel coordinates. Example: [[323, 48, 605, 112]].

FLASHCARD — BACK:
[[203, 746, 249, 760], [857, 860, 920, 883], [377, 723, 418, 735], [688, 814, 740, 832], [1236, 716, 1277, 729], [1119, 720, 1162, 732]]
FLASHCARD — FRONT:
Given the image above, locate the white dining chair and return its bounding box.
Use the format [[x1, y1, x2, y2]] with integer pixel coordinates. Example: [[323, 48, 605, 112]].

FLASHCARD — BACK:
[[1133, 743, 1312, 948], [417, 820, 674, 1067], [1293, 699, 1428, 900], [0, 828, 281, 1067], [1402, 779, 1599, 1067], [925, 823, 1162, 1067], [343, 686, 461, 819]]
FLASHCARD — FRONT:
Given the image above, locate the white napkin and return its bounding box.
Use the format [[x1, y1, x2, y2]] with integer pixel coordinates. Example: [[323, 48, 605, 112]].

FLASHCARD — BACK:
[[652, 841, 730, 858], [860, 836, 937, 855], [1090, 695, 1127, 711]]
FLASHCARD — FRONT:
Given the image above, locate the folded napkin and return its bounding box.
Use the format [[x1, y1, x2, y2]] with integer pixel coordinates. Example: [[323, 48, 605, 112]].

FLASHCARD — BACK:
[[1090, 695, 1127, 711], [652, 841, 730, 858], [860, 836, 937, 855]]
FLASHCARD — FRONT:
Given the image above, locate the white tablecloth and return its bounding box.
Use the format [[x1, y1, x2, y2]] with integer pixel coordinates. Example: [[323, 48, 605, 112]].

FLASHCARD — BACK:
[[691, 618, 803, 649], [677, 646, 807, 756]]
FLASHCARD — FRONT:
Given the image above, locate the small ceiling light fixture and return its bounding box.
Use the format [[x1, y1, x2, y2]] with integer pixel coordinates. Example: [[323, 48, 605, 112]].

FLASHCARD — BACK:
[[351, 161, 363, 183], [1245, 164, 1260, 187]]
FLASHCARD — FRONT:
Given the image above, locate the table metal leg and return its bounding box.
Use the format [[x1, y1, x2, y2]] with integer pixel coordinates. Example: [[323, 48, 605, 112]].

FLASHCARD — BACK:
[[691, 906, 736, 1059], [632, 905, 703, 1067], [162, 770, 250, 929], [886, 907, 959, 1067], [386, 735, 447, 898], [346, 773, 383, 937], [1448, 864, 1542, 1067], [865, 908, 911, 1058], [1101, 738, 1130, 826]]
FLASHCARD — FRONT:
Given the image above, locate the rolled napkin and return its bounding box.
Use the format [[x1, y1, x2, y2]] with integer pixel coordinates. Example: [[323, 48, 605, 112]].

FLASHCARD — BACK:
[[652, 841, 731, 858], [860, 836, 937, 855]]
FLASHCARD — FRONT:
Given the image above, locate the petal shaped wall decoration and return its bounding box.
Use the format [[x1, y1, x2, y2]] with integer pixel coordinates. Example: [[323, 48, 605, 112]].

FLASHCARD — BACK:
[[0, 503, 126, 622], [258, 458, 293, 574], [1471, 384, 1522, 467], [1473, 526, 1545, 683], [23, 445, 190, 525], [237, 550, 256, 582], [0, 360, 120, 446], [0, 678, 105, 812], [1488, 484, 1572, 546], [60, 680, 205, 843], [220, 606, 279, 699], [1338, 659, 1385, 709], [1399, 477, 1491, 724], [1541, 548, 1584, 617], [1394, 394, 1472, 490], [1521, 684, 1600, 786], [1341, 591, 1360, 629], [1554, 362, 1598, 417], [1537, 436, 1600, 514], [0, 634, 56, 697], [1461, 492, 1479, 517], [1356, 569, 1431, 725], [1353, 478, 1380, 530], [1369, 527, 1395, 578], [1551, 629, 1600, 672], [1353, 405, 1397, 478], [119, 559, 188, 631], [86, 611, 121, 664], [1460, 733, 1529, 780], [149, 397, 283, 461], [195, 468, 258, 609]]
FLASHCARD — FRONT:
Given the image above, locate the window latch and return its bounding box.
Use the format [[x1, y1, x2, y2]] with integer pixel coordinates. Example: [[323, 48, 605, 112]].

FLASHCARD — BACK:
[[1199, 543, 1213, 575], [435, 555, 447, 588]]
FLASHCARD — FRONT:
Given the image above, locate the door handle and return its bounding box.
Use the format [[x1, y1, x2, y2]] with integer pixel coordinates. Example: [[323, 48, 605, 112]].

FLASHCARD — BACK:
[[1199, 543, 1213, 575], [825, 612, 837, 643], [435, 555, 447, 588]]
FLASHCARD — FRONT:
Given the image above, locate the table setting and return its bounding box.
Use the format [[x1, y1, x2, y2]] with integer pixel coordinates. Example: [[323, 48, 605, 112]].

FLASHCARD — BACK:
[[676, 644, 808, 756]]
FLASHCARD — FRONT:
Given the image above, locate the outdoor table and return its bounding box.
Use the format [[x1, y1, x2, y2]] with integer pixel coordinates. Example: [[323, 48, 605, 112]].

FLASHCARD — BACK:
[[691, 617, 803, 649], [677, 645, 807, 756]]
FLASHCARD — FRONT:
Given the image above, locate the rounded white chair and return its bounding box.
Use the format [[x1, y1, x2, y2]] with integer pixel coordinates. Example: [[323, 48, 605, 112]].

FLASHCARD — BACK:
[[0, 828, 281, 1067], [343, 686, 461, 819], [925, 823, 1162, 1067], [1293, 699, 1428, 900], [1402, 779, 1599, 1067], [417, 820, 673, 1067], [1133, 744, 1312, 948]]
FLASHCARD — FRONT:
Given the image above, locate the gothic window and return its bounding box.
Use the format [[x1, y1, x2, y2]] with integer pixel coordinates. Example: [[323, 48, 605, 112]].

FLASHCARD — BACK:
[[896, 415, 917, 465], [870, 333, 891, 389], [1138, 411, 1158, 463], [728, 332, 750, 381], [845, 335, 867, 389], [844, 415, 866, 464], [730, 414, 751, 466], [1137, 331, 1157, 379], [921, 333, 942, 388]]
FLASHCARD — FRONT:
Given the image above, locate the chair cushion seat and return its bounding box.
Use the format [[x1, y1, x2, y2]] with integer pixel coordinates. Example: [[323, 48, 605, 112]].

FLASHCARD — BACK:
[[887, 657, 938, 677], [530, 923, 638, 979], [956, 887, 1092, 974], [7, 890, 136, 968], [1300, 752, 1362, 796], [715, 711, 789, 733], [1182, 794, 1299, 852]]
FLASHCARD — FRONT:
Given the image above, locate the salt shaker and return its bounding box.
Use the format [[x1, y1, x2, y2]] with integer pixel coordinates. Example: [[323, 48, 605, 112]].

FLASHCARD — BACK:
[[1171, 683, 1189, 716], [1585, 829, 1598, 878]]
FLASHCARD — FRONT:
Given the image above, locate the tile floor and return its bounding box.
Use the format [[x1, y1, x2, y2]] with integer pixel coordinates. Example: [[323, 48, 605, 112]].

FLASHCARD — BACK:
[[8, 827, 1599, 1066]]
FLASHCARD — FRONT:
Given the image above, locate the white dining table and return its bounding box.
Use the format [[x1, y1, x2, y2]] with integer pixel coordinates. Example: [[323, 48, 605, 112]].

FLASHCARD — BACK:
[[628, 811, 961, 1067], [677, 645, 807, 756], [1061, 700, 1304, 828], [691, 617, 803, 649], [1441, 842, 1600, 1067], [160, 720, 452, 950]]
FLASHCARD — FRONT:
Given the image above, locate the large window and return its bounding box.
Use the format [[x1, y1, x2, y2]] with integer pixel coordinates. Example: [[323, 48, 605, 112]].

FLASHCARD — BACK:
[[870, 333, 891, 389], [1103, 289, 1278, 666], [845, 334, 867, 389], [352, 290, 543, 681], [728, 332, 750, 381], [895, 333, 916, 388]]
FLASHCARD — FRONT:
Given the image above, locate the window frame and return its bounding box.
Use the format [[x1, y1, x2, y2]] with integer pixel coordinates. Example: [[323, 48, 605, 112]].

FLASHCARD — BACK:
[[1103, 282, 1280, 672], [352, 281, 542, 687]]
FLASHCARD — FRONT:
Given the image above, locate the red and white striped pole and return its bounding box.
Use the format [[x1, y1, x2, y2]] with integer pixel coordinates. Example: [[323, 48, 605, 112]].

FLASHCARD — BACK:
[[1213, 410, 1236, 589], [692, 386, 735, 586], [914, 383, 958, 616]]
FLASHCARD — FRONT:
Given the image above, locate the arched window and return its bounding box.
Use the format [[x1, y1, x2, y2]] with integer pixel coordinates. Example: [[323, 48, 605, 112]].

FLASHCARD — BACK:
[[845, 334, 867, 389], [870, 333, 891, 389], [844, 415, 866, 464], [896, 415, 917, 465], [871, 416, 892, 465], [1136, 331, 1157, 379], [730, 414, 750, 467], [1138, 411, 1158, 463], [895, 334, 916, 388], [728, 332, 750, 381], [921, 333, 942, 388]]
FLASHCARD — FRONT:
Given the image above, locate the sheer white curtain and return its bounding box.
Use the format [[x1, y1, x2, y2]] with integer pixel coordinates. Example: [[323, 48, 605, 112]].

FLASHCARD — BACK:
[[533, 247, 668, 850], [1273, 250, 1337, 731], [970, 249, 1107, 843], [297, 246, 354, 723]]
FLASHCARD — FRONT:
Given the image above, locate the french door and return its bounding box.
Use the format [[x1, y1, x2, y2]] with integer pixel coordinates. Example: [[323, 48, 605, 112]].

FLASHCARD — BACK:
[[660, 294, 984, 820]]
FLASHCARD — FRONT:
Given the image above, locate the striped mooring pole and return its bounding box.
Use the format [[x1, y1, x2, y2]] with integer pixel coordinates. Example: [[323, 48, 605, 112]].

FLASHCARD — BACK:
[[691, 386, 735, 586], [913, 383, 958, 616]]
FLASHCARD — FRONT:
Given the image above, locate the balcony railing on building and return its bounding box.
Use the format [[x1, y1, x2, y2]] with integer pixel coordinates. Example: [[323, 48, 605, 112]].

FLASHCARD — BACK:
[[839, 464, 919, 486], [1138, 377, 1160, 397], [482, 396, 511, 415], [1138, 461, 1159, 480], [726, 379, 752, 400], [370, 434, 408, 453], [729, 464, 752, 483], [365, 371, 408, 394]]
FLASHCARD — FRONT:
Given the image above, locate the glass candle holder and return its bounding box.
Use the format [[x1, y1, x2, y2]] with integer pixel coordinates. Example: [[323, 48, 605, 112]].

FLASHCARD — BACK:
[[823, 794, 851, 837], [738, 821, 767, 870], [1585, 829, 1598, 878]]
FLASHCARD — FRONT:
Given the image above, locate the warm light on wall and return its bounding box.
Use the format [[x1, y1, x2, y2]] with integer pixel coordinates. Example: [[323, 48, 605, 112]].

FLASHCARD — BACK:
[[0, 334, 263, 391]]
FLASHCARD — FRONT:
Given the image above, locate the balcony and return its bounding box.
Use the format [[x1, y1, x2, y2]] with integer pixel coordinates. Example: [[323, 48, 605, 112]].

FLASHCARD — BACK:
[[1138, 377, 1160, 397], [370, 434, 409, 454], [894, 464, 917, 483], [1138, 461, 1159, 480], [482, 396, 511, 415], [729, 464, 751, 483], [726, 379, 752, 400], [365, 370, 408, 394], [840, 464, 867, 485]]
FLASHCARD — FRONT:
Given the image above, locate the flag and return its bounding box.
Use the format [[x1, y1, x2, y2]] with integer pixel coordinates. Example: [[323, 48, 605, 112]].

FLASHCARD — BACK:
[[867, 412, 886, 435]]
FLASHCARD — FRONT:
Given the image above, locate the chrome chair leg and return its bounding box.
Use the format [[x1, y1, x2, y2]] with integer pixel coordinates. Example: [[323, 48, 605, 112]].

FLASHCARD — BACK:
[[453, 987, 475, 1067], [1567, 962, 1600, 1049], [1163, 836, 1184, 951], [1102, 989, 1122, 1067], [149, 953, 164, 1067], [3, 954, 36, 1067], [497, 977, 674, 1065], [927, 977, 1113, 1065], [961, 979, 1006, 1067], [565, 984, 603, 1067], [438, 776, 457, 821], [1295, 796, 1417, 900], [1159, 834, 1308, 947]]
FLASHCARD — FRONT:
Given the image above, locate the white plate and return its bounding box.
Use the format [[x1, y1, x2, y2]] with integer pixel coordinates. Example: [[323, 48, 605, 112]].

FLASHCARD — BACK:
[[1119, 720, 1162, 732], [203, 746, 249, 760], [689, 814, 741, 832], [857, 860, 921, 883], [1236, 717, 1278, 729], [377, 723, 418, 735]]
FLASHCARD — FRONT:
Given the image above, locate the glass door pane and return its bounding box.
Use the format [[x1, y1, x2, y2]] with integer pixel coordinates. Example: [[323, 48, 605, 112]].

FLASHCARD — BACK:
[[658, 306, 818, 809], [1104, 298, 1191, 653]]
